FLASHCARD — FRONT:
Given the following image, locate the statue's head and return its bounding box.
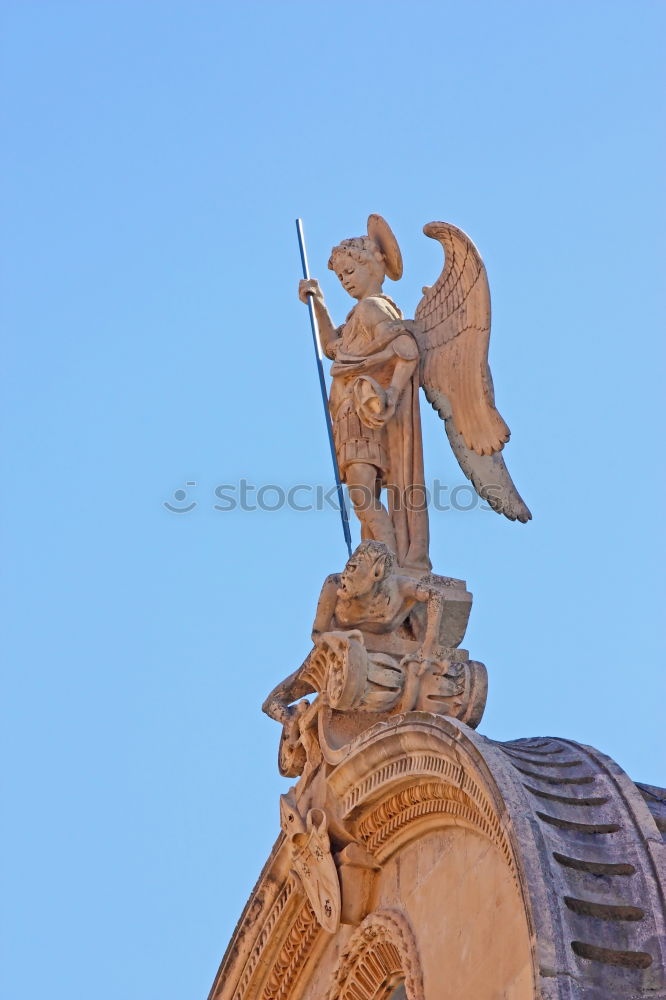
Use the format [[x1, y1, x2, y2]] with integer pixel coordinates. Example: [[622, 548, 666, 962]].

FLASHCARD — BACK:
[[329, 236, 385, 298], [328, 214, 402, 300], [337, 540, 394, 599]]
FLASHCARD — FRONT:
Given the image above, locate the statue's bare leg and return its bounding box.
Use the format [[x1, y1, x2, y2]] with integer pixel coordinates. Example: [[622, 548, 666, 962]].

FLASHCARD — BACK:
[[346, 462, 397, 555]]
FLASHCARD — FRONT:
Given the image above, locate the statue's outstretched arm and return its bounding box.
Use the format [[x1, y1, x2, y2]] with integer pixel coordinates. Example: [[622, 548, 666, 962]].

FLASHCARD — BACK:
[[262, 668, 315, 725]]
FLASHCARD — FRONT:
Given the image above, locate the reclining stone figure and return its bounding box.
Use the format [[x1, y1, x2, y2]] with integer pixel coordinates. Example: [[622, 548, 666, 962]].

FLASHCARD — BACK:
[[262, 542, 486, 775]]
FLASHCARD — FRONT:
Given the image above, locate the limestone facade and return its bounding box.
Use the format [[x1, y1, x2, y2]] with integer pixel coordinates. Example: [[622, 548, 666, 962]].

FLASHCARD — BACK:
[[208, 715, 665, 1000]]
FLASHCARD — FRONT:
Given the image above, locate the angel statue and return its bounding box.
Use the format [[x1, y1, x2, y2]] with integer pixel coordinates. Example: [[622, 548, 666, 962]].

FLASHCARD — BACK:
[[298, 214, 530, 571]]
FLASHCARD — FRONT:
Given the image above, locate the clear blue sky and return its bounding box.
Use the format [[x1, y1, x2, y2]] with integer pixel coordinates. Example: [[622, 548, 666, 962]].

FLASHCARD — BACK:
[[2, 2, 664, 998]]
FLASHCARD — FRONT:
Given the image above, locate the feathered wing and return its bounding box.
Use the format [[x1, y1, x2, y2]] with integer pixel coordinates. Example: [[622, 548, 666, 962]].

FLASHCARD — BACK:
[[440, 395, 532, 522], [411, 222, 531, 523]]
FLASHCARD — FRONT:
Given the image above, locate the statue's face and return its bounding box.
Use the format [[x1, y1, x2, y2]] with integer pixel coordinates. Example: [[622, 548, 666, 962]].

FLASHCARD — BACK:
[[334, 252, 385, 300], [337, 550, 386, 598]]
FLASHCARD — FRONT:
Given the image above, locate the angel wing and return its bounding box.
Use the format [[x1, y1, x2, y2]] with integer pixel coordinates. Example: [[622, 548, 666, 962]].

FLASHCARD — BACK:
[[411, 222, 531, 523]]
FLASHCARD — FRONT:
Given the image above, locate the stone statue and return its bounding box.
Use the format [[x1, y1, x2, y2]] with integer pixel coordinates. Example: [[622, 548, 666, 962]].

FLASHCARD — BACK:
[[263, 541, 486, 779], [298, 215, 531, 571], [258, 216, 530, 929], [261, 215, 533, 781], [214, 215, 666, 995]]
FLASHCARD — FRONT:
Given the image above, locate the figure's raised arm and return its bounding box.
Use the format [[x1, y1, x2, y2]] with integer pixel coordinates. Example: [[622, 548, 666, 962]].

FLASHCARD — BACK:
[[298, 278, 340, 359], [311, 574, 340, 641]]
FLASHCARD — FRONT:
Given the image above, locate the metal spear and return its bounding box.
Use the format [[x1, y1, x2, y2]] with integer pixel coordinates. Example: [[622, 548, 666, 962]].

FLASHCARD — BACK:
[[295, 218, 352, 558]]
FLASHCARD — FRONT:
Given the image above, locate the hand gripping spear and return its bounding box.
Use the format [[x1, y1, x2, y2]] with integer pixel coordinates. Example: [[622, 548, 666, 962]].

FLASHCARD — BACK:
[[295, 219, 352, 558]]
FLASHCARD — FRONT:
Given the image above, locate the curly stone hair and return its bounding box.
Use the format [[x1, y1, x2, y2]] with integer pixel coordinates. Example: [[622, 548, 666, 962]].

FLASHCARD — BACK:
[[328, 236, 383, 273]]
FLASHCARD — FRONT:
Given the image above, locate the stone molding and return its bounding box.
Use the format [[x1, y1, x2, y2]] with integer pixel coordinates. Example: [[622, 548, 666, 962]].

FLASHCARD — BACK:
[[228, 873, 296, 1000], [327, 909, 424, 1000], [484, 735, 666, 999], [325, 714, 518, 881], [209, 715, 665, 1000], [259, 900, 319, 1000]]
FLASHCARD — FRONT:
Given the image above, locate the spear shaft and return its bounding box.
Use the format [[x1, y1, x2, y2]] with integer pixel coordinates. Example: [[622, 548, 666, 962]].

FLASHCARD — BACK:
[[295, 218, 352, 558]]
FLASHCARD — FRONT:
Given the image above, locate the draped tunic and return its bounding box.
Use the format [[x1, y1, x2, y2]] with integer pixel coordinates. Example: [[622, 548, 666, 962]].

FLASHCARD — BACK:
[[325, 294, 430, 571]]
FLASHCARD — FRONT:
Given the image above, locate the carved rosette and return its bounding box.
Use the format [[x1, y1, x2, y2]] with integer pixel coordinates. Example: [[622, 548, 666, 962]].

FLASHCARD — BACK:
[[327, 910, 424, 1000]]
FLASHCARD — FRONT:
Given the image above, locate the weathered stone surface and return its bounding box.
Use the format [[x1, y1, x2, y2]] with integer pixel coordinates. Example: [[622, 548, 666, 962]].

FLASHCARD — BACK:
[[636, 783, 666, 843], [208, 715, 665, 999]]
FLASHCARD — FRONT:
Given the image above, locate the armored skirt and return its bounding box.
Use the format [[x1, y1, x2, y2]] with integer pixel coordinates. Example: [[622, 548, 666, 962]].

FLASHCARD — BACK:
[[331, 394, 389, 479]]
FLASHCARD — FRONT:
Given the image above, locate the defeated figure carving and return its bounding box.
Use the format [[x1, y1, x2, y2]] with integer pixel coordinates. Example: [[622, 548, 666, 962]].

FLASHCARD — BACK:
[[262, 542, 487, 770], [314, 540, 446, 644]]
